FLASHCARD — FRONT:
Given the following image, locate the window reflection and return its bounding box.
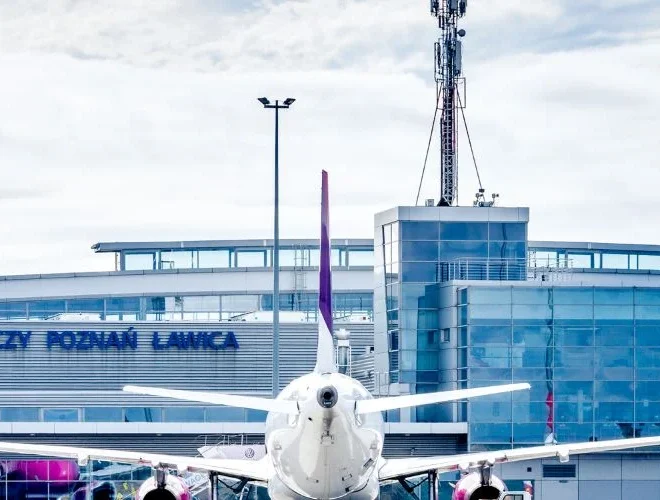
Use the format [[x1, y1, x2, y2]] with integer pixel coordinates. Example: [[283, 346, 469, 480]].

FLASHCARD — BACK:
[[124, 407, 162, 422]]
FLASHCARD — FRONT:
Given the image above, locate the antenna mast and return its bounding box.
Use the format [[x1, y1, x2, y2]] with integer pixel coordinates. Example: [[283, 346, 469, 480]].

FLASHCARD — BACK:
[[431, 0, 467, 206]]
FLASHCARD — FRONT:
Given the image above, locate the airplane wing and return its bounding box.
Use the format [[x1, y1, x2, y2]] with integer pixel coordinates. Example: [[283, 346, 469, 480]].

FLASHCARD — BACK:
[[355, 383, 530, 414], [0, 441, 274, 483], [378, 435, 660, 481], [123, 385, 298, 414]]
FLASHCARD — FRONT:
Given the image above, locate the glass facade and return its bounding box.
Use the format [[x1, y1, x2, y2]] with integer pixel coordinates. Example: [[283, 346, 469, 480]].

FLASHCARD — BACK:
[[0, 292, 373, 321], [119, 244, 374, 271], [0, 407, 268, 423], [530, 247, 660, 271], [459, 285, 660, 451], [376, 218, 527, 422]]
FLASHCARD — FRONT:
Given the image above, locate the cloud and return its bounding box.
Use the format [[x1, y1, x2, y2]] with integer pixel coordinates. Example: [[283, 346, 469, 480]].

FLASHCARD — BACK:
[[0, 1, 659, 275]]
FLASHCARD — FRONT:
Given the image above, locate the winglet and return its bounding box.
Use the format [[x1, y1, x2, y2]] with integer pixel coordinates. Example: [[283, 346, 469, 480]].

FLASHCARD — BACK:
[[314, 170, 336, 374]]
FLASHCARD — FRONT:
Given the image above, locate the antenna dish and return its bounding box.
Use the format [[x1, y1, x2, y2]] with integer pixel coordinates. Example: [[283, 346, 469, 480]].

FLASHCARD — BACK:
[[458, 29, 466, 37]]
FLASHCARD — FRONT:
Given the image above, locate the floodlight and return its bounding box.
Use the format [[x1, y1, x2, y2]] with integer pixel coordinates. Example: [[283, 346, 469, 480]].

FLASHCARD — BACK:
[[283, 98, 296, 106], [258, 97, 270, 106]]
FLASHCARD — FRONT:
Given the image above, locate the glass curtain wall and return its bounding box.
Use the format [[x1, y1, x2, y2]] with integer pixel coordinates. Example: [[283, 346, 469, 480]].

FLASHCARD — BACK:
[[462, 285, 660, 452], [387, 220, 526, 422]]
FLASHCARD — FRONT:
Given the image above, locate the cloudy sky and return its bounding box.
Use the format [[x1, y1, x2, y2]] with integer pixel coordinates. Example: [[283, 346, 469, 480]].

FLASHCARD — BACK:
[[1, 0, 660, 274]]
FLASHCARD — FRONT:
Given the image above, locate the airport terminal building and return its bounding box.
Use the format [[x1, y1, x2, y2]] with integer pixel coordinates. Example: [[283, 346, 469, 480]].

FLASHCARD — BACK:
[[3, 205, 660, 498]]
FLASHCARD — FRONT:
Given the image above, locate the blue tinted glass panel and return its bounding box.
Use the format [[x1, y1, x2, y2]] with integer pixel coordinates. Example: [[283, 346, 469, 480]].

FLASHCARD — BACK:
[[470, 401, 512, 422], [469, 368, 512, 380], [554, 326, 593, 346], [401, 262, 437, 283], [417, 352, 440, 370], [567, 253, 592, 268], [161, 250, 194, 269], [488, 223, 526, 241], [84, 407, 122, 422], [163, 407, 205, 422], [439, 241, 488, 260], [636, 306, 660, 322], [554, 382, 593, 401], [637, 348, 660, 368], [635, 289, 660, 305], [468, 305, 511, 325], [513, 326, 552, 347], [512, 423, 548, 443], [553, 288, 593, 304], [638, 254, 660, 270], [0, 408, 39, 421], [236, 251, 266, 267], [199, 250, 230, 268], [595, 403, 633, 422], [401, 222, 439, 240], [28, 300, 66, 313], [512, 368, 550, 380], [512, 304, 552, 323], [635, 368, 660, 380], [401, 241, 438, 261], [636, 327, 660, 346], [594, 423, 632, 440], [602, 253, 629, 269], [205, 407, 246, 422], [594, 288, 633, 305], [595, 350, 633, 380], [555, 347, 594, 367], [470, 326, 511, 345], [595, 325, 633, 346], [470, 423, 512, 443], [470, 347, 511, 368], [595, 381, 633, 401], [512, 347, 549, 368], [67, 299, 104, 312], [349, 250, 374, 266], [488, 242, 526, 260], [469, 287, 512, 304], [124, 407, 162, 422], [636, 403, 660, 422], [554, 402, 593, 423], [636, 381, 660, 401], [106, 297, 140, 313], [440, 223, 488, 241], [125, 252, 155, 270], [400, 285, 427, 308], [594, 305, 633, 322], [512, 288, 551, 304], [555, 423, 594, 442], [43, 409, 79, 422], [246, 410, 268, 422], [512, 402, 551, 422], [554, 304, 593, 320]]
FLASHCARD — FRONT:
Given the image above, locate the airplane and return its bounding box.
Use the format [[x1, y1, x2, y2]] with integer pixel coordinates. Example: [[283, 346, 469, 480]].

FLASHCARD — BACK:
[[2, 170, 660, 500]]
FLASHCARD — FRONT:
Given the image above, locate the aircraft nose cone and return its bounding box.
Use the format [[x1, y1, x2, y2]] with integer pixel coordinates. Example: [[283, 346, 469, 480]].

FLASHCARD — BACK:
[[317, 385, 338, 409]]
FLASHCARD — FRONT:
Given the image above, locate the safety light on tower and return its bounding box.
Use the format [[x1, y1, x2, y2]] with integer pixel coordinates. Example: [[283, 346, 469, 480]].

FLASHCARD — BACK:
[[431, 0, 467, 206]]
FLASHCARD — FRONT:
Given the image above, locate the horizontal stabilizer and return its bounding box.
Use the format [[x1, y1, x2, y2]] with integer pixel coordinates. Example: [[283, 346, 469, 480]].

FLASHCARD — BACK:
[[123, 385, 298, 414], [356, 383, 530, 414]]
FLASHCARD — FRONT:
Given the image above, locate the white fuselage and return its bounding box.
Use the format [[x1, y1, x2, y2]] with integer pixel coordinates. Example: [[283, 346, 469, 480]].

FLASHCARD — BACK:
[[264, 372, 384, 500]]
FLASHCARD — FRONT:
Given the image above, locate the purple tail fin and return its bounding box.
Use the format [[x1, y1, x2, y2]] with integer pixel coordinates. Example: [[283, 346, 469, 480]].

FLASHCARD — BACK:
[[315, 170, 336, 373]]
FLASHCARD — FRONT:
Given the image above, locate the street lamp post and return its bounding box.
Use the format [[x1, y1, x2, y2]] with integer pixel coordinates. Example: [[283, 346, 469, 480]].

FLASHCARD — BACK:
[[258, 97, 296, 398]]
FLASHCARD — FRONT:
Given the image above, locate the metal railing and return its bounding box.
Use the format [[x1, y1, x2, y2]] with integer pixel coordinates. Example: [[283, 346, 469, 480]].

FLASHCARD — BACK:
[[438, 258, 573, 282]]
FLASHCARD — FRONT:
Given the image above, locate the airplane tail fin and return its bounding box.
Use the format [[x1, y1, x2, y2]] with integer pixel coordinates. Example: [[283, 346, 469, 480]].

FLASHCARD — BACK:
[[314, 170, 336, 374]]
